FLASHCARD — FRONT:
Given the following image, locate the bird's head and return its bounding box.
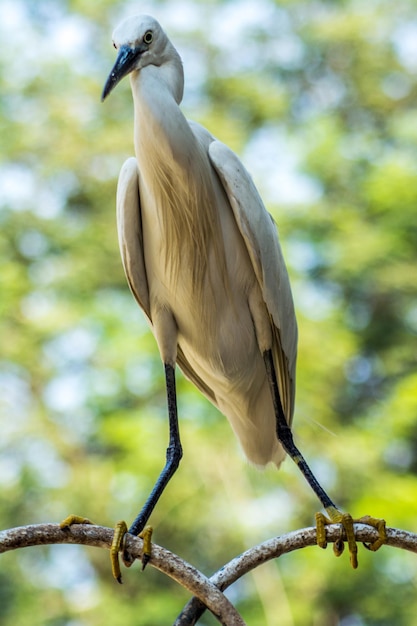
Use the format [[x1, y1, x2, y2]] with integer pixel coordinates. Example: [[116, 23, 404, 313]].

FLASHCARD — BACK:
[[102, 15, 177, 101]]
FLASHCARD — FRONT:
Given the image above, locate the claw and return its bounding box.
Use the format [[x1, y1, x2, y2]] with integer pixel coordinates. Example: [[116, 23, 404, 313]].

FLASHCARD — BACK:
[[316, 509, 357, 567], [315, 511, 328, 550], [111, 520, 128, 584], [59, 515, 154, 582], [139, 525, 153, 570], [111, 522, 154, 582], [315, 507, 386, 569], [357, 515, 387, 552], [59, 514, 93, 529]]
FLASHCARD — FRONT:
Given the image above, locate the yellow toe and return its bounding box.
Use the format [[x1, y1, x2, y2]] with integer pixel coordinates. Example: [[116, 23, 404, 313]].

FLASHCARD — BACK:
[[111, 520, 128, 584], [138, 525, 153, 570], [59, 514, 93, 529], [315, 507, 386, 569]]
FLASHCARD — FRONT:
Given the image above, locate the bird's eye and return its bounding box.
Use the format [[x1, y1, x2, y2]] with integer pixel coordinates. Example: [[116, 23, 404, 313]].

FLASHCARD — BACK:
[[143, 30, 153, 44], [112, 42, 117, 50]]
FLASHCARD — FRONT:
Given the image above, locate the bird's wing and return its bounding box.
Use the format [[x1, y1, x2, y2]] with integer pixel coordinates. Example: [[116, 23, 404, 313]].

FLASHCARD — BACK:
[[117, 157, 217, 402], [209, 140, 298, 422], [177, 346, 217, 403], [116, 157, 151, 322]]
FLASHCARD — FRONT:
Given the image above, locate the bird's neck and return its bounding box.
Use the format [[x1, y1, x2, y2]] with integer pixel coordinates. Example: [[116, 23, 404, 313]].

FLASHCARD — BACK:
[[130, 46, 183, 106], [130, 71, 227, 305], [131, 70, 193, 182]]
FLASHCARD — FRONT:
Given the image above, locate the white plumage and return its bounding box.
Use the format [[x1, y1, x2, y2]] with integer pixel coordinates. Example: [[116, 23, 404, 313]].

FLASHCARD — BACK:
[[102, 15, 386, 580], [104, 14, 297, 468]]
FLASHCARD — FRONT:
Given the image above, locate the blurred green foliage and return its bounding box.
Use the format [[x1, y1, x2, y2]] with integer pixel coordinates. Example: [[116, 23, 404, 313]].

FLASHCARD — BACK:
[[1, 0, 416, 624]]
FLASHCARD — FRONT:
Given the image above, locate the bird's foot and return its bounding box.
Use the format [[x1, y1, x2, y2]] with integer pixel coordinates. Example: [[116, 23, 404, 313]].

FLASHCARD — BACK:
[[358, 514, 387, 552], [110, 521, 153, 584], [316, 506, 386, 569], [60, 514, 94, 529]]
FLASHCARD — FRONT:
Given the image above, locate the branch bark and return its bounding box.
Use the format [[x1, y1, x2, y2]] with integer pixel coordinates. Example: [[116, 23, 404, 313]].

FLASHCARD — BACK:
[[1, 522, 416, 626], [174, 523, 417, 625], [0, 522, 245, 626]]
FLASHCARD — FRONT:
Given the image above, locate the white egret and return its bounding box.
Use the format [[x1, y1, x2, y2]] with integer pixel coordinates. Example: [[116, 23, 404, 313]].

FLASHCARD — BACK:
[[99, 14, 386, 581]]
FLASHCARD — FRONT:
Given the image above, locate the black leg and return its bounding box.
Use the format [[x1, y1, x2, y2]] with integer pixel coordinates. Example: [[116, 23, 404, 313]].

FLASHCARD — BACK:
[[264, 349, 387, 569], [128, 363, 183, 537], [263, 349, 336, 511], [111, 363, 183, 580]]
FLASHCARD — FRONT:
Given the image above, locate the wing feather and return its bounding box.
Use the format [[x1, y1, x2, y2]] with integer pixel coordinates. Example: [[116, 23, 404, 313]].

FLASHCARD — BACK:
[[117, 157, 217, 403], [209, 140, 297, 422], [116, 157, 151, 322]]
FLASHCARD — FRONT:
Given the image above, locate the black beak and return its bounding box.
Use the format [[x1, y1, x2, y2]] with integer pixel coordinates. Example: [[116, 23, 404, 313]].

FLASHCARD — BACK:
[[101, 45, 144, 101]]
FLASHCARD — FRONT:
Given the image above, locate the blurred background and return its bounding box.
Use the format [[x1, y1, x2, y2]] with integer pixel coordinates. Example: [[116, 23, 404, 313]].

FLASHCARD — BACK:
[[1, 0, 417, 624]]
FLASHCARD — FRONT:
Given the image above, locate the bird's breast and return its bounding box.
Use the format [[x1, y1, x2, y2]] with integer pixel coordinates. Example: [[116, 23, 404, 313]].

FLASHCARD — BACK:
[[134, 113, 267, 389], [140, 179, 261, 381]]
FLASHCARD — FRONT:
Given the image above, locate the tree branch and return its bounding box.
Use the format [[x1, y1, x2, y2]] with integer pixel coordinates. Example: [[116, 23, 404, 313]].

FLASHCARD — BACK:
[[0, 522, 245, 626], [174, 523, 417, 625], [1, 522, 416, 626]]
